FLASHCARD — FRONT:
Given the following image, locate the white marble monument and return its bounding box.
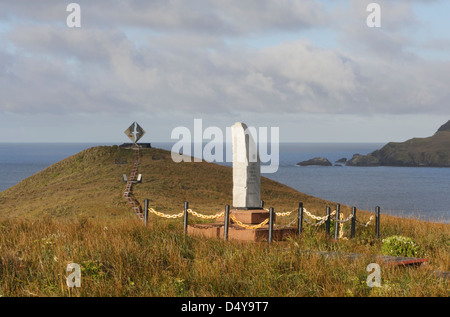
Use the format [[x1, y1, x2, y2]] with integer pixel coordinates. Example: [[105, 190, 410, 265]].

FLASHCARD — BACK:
[[232, 122, 261, 209]]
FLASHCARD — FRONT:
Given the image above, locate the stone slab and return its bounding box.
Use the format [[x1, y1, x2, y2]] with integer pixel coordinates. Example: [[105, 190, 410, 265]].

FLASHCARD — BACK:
[[187, 223, 296, 242], [216, 208, 274, 225]]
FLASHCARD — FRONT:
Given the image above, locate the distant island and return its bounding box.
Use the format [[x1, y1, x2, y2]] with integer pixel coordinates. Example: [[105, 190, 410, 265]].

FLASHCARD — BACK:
[[297, 120, 450, 167], [296, 157, 332, 166]]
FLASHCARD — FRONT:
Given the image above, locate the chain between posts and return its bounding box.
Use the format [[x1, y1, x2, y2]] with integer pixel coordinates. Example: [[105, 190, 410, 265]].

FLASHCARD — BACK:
[[148, 207, 184, 219], [274, 217, 298, 228], [298, 207, 375, 239], [356, 215, 375, 227], [187, 209, 224, 219], [145, 202, 377, 238], [304, 208, 336, 221], [339, 212, 346, 239], [147, 204, 370, 226], [335, 213, 354, 223], [304, 216, 329, 227], [147, 207, 224, 219], [230, 215, 270, 230]]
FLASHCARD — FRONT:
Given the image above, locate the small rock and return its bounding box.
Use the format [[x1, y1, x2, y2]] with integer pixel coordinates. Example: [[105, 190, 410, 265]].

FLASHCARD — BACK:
[[296, 157, 332, 166]]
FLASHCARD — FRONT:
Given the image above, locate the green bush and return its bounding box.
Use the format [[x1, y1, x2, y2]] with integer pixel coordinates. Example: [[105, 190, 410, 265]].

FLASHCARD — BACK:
[[81, 260, 105, 280], [381, 235, 423, 257]]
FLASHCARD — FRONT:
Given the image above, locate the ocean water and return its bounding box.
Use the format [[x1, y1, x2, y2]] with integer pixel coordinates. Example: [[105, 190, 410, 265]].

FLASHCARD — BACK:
[[265, 143, 450, 223], [0, 142, 449, 223], [0, 143, 113, 192]]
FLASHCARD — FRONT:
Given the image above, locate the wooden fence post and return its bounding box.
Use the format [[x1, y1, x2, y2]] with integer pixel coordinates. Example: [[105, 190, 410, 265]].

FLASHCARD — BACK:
[[183, 201, 189, 234], [325, 206, 331, 237], [144, 199, 149, 226], [224, 204, 230, 241], [268, 207, 274, 243], [375, 206, 381, 238], [350, 207, 356, 238], [297, 202, 303, 235]]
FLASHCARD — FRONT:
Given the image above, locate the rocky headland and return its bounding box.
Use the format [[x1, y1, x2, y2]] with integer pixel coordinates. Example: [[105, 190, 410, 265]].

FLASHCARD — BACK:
[[297, 120, 450, 167], [346, 120, 450, 167]]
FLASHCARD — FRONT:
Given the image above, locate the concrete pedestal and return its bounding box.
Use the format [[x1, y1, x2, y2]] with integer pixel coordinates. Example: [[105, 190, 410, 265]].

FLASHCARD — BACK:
[[216, 208, 274, 224], [187, 208, 296, 242]]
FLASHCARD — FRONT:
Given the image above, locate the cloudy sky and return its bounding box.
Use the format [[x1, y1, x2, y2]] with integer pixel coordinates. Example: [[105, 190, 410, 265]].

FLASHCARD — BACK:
[[1, 0, 449, 143]]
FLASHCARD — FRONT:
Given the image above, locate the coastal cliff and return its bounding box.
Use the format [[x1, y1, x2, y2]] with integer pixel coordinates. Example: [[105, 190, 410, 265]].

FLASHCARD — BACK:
[[346, 120, 450, 167]]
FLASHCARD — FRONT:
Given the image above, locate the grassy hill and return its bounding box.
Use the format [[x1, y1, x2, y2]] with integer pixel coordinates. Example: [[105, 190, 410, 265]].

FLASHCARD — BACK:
[[0, 145, 347, 219], [0, 145, 448, 297]]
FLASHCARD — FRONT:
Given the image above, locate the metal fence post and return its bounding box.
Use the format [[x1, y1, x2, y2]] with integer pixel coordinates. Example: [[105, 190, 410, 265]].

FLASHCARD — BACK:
[[224, 204, 230, 241], [260, 200, 265, 209], [144, 199, 149, 226], [375, 206, 381, 238], [334, 204, 340, 240], [268, 207, 274, 243], [350, 207, 356, 238], [297, 202, 303, 235], [325, 206, 331, 237], [183, 201, 189, 234]]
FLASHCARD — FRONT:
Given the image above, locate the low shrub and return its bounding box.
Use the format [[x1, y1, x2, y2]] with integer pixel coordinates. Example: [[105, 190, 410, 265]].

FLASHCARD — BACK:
[[381, 235, 423, 257]]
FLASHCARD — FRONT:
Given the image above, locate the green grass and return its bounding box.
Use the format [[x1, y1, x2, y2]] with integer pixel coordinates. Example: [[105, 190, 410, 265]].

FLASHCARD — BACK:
[[0, 146, 448, 297]]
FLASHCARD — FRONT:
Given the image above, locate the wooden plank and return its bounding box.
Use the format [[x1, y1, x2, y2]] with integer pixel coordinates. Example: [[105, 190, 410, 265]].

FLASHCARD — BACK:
[[300, 250, 428, 267], [377, 255, 428, 266]]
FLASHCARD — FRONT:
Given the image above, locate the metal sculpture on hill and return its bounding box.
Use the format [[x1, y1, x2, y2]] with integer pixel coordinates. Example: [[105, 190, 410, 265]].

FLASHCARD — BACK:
[[124, 122, 146, 144]]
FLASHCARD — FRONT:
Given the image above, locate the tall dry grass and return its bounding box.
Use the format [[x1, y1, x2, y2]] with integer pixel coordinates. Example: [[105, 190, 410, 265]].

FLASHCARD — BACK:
[[0, 214, 448, 297], [0, 146, 448, 296]]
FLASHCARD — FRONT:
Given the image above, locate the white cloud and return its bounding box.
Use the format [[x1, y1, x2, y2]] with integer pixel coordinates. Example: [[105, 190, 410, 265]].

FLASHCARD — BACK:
[[0, 0, 449, 120]]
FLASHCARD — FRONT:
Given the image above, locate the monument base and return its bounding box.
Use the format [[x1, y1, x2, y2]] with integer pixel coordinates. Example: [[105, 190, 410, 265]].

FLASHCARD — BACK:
[[187, 223, 297, 242], [119, 143, 152, 149], [216, 208, 275, 224], [188, 208, 295, 242]]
